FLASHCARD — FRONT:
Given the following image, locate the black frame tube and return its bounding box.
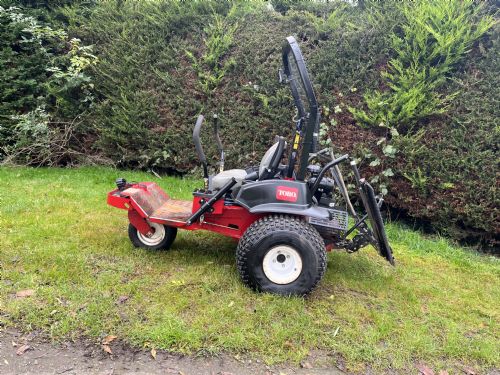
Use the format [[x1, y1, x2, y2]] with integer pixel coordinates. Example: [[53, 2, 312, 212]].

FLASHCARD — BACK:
[[309, 154, 349, 196], [282, 36, 319, 181], [343, 214, 368, 239], [186, 178, 237, 225]]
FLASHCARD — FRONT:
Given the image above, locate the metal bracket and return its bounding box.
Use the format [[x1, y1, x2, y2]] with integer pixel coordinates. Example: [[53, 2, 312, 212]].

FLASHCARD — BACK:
[[278, 68, 288, 84]]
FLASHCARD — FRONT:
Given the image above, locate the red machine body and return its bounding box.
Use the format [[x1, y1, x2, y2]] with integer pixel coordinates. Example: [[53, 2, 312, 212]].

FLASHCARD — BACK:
[[107, 182, 262, 240]]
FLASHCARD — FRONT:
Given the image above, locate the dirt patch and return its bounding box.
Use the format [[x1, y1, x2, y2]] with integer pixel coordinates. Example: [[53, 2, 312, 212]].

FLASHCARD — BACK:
[[0, 328, 345, 375]]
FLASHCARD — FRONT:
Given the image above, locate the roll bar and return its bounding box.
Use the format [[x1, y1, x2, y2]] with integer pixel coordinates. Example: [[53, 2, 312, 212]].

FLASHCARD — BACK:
[[282, 36, 319, 181]]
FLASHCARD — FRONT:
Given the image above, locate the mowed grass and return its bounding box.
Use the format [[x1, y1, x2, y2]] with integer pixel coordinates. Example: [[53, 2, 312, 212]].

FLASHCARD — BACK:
[[0, 167, 498, 373]]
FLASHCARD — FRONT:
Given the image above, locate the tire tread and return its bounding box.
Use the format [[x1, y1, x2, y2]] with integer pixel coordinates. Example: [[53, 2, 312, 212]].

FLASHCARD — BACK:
[[236, 214, 326, 295]]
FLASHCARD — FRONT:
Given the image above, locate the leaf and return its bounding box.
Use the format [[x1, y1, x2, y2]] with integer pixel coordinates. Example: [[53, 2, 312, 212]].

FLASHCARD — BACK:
[[102, 344, 112, 355], [16, 289, 35, 298], [369, 159, 381, 167], [380, 184, 388, 196], [102, 335, 117, 345], [228, 301, 234, 307], [150, 348, 157, 360], [300, 361, 313, 369], [16, 344, 31, 356], [382, 168, 394, 177], [332, 326, 340, 337], [382, 144, 397, 157], [416, 364, 435, 375]]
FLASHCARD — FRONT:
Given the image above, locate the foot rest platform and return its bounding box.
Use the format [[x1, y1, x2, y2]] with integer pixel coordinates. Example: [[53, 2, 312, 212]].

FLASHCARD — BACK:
[[122, 182, 192, 222]]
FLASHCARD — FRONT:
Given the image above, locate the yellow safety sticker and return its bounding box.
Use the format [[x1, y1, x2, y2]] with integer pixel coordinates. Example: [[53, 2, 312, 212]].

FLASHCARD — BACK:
[[293, 133, 300, 150]]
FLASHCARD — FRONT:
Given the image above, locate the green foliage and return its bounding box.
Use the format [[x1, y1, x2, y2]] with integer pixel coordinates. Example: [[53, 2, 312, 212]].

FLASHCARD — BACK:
[[0, 0, 498, 246], [0, 5, 96, 164], [351, 0, 494, 131], [387, 24, 500, 247], [186, 7, 238, 96], [403, 167, 428, 195], [64, 0, 239, 169], [0, 5, 52, 153]]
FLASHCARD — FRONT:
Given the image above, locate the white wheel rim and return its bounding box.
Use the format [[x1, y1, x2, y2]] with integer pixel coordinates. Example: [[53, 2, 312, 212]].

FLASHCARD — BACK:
[[262, 245, 302, 285], [137, 222, 165, 246]]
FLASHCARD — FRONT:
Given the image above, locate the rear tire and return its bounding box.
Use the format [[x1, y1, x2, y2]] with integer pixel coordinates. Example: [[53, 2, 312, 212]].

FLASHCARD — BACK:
[[128, 222, 177, 250], [236, 215, 327, 296]]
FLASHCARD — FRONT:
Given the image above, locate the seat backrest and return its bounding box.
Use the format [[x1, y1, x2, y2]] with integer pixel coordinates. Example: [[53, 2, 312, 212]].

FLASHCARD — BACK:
[[259, 137, 286, 180]]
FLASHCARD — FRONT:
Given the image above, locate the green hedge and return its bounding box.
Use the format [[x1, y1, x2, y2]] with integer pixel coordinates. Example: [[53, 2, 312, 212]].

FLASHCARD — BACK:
[[1, 0, 498, 249], [387, 24, 499, 248]]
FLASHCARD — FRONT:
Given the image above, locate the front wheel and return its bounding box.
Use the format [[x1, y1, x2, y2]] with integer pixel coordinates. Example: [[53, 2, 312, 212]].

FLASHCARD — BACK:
[[236, 215, 327, 296], [128, 222, 177, 250]]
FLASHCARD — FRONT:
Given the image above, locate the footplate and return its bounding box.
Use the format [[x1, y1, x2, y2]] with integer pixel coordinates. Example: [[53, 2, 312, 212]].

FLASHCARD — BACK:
[[359, 181, 395, 265]]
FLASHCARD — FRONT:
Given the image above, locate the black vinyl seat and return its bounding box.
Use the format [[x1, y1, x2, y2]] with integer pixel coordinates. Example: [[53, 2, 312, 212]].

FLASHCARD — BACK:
[[211, 137, 286, 190]]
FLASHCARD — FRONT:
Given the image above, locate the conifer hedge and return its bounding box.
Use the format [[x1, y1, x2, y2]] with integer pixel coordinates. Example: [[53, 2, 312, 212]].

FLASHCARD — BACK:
[[1, 0, 498, 249]]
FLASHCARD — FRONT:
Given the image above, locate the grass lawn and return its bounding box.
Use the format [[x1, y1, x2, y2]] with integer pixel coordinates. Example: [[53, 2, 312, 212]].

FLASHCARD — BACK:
[[0, 167, 498, 373]]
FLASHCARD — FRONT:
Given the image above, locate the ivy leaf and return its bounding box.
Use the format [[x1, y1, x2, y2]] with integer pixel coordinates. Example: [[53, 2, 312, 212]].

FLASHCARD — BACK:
[[382, 168, 394, 177], [369, 158, 381, 167], [380, 184, 388, 196], [390, 127, 399, 137], [334, 105, 342, 113], [383, 144, 397, 157]]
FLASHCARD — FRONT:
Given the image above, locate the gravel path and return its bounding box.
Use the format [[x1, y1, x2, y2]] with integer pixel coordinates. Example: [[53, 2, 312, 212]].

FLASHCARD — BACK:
[[0, 328, 345, 375]]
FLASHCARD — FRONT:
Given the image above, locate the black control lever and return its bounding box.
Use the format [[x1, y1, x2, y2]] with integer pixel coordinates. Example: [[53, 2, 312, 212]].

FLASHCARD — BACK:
[[193, 115, 209, 190], [186, 178, 237, 226], [212, 114, 225, 173]]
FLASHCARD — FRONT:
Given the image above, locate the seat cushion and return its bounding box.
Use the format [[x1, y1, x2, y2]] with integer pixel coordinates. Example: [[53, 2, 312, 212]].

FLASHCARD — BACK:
[[212, 169, 247, 190]]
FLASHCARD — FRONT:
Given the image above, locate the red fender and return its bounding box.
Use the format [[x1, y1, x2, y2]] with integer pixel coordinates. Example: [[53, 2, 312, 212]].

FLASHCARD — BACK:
[[128, 210, 153, 236]]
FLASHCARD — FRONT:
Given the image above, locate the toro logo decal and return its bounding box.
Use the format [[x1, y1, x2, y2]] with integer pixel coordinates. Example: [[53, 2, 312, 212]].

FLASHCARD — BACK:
[[276, 186, 299, 202]]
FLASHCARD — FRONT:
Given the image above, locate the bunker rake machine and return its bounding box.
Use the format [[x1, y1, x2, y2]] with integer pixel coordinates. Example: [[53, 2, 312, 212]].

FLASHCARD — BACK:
[[108, 36, 394, 296]]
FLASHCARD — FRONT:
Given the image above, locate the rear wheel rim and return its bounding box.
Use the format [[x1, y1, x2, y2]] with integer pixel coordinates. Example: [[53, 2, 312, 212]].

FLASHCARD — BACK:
[[137, 222, 165, 246], [262, 245, 302, 284]]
